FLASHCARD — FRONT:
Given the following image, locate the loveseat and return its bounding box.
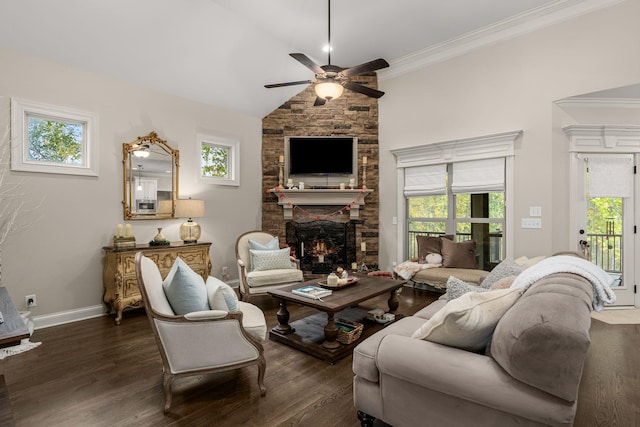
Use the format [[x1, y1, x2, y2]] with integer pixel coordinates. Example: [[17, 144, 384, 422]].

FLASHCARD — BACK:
[[352, 271, 595, 426]]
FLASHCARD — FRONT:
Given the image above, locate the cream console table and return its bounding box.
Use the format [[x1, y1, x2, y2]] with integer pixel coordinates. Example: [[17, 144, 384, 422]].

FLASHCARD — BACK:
[[102, 242, 212, 325]]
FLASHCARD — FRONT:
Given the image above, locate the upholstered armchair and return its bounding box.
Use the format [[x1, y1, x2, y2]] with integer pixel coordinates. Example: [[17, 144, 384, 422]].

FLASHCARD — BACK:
[[235, 231, 304, 302], [135, 252, 267, 412]]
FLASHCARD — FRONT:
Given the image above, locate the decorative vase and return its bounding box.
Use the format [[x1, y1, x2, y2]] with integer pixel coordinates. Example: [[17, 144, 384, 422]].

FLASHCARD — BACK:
[[153, 228, 166, 242]]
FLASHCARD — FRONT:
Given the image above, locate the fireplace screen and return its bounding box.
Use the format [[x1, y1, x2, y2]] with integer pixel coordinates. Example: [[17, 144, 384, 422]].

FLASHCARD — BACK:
[[286, 221, 356, 273]]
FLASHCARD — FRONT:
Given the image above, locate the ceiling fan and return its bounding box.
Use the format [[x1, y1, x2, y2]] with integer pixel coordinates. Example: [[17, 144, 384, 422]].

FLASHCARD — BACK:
[[264, 0, 390, 106]]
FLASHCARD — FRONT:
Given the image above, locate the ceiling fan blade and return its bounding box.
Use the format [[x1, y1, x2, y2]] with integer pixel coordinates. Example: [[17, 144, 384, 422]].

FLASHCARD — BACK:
[[343, 82, 385, 98], [264, 80, 313, 88], [313, 97, 327, 107], [340, 58, 390, 77], [290, 53, 325, 74]]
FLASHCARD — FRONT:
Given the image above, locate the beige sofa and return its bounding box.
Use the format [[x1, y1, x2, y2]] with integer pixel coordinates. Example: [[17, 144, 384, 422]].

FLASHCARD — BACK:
[[352, 272, 593, 427]]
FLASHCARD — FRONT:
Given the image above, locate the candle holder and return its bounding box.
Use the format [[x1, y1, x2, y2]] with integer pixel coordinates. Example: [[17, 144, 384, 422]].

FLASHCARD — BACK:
[[362, 162, 367, 189], [358, 248, 369, 272], [278, 159, 284, 187]]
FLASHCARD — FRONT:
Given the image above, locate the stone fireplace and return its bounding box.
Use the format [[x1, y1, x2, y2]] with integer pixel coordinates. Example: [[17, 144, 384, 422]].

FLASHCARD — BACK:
[[261, 72, 381, 270], [286, 221, 357, 273]]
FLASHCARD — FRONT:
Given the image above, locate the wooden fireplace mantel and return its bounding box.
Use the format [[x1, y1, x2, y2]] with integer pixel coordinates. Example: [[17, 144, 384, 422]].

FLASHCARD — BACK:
[[271, 188, 373, 220]]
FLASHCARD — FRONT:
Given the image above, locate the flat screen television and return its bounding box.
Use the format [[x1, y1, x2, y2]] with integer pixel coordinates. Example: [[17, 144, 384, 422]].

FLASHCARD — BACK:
[[285, 136, 358, 188]]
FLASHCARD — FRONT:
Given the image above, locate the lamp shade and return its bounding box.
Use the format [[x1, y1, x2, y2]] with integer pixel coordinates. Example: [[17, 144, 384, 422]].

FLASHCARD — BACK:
[[315, 81, 344, 100], [175, 199, 205, 219], [175, 199, 205, 243]]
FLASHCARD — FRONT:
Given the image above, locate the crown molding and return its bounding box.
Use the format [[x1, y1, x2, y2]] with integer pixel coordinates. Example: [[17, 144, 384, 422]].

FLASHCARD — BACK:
[[379, 0, 626, 81]]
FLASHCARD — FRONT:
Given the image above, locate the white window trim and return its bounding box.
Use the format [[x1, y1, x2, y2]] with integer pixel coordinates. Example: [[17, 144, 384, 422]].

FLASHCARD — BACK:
[[198, 133, 240, 187], [10, 98, 98, 176], [391, 130, 521, 263]]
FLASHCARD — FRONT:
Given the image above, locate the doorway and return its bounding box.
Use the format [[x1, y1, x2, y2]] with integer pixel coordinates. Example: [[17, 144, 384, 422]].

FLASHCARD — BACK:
[[576, 153, 635, 306]]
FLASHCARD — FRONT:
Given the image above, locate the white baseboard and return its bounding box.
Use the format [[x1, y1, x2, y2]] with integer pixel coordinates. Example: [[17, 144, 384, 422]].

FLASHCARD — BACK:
[[33, 304, 106, 330], [33, 280, 242, 330]]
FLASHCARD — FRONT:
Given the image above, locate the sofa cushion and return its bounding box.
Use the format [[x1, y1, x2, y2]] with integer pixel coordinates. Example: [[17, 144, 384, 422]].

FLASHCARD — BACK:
[[490, 273, 593, 402], [413, 298, 447, 320], [411, 288, 523, 352], [412, 268, 489, 290], [441, 239, 478, 269], [353, 316, 427, 383], [237, 301, 267, 342], [250, 247, 293, 271], [162, 257, 208, 315], [446, 276, 490, 300], [246, 268, 304, 288], [480, 258, 524, 289]]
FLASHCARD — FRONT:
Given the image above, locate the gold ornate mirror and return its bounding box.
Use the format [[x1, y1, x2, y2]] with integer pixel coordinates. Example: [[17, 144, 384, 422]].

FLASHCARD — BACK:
[[123, 131, 179, 220]]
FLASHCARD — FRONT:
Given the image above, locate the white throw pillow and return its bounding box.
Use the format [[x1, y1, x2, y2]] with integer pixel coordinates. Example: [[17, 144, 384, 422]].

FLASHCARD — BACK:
[[411, 288, 523, 351], [205, 276, 239, 311], [162, 257, 208, 315], [250, 247, 293, 271], [248, 236, 279, 251]]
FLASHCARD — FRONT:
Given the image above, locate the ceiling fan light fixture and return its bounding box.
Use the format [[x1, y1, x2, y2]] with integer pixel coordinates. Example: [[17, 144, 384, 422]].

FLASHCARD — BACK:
[[315, 81, 344, 101]]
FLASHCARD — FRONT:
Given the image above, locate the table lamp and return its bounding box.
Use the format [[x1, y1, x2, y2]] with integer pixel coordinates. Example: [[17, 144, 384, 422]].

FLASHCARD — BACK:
[[175, 198, 205, 243]]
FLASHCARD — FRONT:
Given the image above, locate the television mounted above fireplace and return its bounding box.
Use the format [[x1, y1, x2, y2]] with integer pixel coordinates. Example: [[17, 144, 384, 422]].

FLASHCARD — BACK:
[[285, 136, 357, 188]]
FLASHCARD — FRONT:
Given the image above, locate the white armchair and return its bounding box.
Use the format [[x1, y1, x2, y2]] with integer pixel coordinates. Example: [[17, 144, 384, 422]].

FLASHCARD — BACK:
[[135, 252, 267, 413], [235, 231, 304, 302]]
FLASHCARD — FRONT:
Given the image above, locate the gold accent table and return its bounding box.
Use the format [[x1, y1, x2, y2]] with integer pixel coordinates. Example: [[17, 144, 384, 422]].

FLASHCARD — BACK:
[[102, 242, 211, 325]]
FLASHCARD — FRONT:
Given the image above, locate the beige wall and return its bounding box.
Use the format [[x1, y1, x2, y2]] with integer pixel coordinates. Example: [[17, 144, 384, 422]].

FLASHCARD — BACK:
[[378, 0, 640, 270], [0, 47, 263, 324]]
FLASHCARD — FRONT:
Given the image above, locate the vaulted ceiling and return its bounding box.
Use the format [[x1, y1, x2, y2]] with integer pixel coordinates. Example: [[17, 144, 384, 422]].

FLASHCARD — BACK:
[[0, 0, 623, 117]]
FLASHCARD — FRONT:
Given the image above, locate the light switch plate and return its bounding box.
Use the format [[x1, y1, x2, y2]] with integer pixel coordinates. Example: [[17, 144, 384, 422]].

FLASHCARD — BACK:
[[530, 206, 542, 217], [522, 218, 542, 229]]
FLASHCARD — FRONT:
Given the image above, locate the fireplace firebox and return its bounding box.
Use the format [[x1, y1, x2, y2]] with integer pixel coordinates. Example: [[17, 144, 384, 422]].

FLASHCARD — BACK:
[[286, 221, 356, 273]]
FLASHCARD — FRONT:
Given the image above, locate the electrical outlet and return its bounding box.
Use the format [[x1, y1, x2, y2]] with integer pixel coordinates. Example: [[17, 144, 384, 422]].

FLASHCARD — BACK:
[[25, 294, 37, 307]]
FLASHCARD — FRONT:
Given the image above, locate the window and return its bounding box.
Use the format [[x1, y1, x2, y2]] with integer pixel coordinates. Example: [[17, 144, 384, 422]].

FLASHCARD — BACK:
[[198, 134, 240, 186], [11, 98, 98, 176], [392, 130, 520, 268], [407, 163, 505, 270]]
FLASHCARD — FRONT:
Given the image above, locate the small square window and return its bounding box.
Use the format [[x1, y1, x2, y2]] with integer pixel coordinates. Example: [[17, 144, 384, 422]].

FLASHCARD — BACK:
[[198, 134, 239, 186], [11, 98, 98, 176]]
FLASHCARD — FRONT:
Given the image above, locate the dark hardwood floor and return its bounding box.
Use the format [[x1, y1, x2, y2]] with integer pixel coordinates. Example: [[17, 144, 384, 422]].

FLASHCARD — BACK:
[[0, 287, 638, 427]]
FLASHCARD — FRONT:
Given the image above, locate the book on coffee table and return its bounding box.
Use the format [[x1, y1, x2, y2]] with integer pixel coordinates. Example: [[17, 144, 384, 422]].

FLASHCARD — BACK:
[[292, 285, 332, 300]]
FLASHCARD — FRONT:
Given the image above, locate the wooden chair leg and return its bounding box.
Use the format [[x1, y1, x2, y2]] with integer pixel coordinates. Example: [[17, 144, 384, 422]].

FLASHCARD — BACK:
[[163, 372, 174, 413], [257, 356, 267, 396]]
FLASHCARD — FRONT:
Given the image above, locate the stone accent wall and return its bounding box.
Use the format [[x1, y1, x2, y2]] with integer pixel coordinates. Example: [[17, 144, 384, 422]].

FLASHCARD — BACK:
[[262, 74, 380, 269]]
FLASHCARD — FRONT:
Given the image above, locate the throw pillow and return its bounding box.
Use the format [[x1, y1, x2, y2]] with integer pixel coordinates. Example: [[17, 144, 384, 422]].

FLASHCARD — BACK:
[[205, 276, 239, 311], [417, 236, 443, 259], [446, 276, 490, 301], [514, 255, 547, 269], [489, 275, 516, 290], [250, 247, 293, 271], [248, 236, 279, 251], [411, 288, 523, 352], [441, 238, 478, 269], [416, 235, 453, 259], [162, 257, 208, 315], [480, 258, 524, 289]]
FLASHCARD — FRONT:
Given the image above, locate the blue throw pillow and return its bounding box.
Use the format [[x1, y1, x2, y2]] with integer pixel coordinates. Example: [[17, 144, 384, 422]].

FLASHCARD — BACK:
[[248, 236, 279, 251], [162, 257, 208, 315]]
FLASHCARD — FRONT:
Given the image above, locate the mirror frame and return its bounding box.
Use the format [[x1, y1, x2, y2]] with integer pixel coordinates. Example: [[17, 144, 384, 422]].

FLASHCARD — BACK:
[[122, 131, 179, 220]]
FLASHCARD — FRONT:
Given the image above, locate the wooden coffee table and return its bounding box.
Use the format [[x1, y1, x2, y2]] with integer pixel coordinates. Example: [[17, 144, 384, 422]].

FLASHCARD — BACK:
[[268, 274, 406, 363]]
